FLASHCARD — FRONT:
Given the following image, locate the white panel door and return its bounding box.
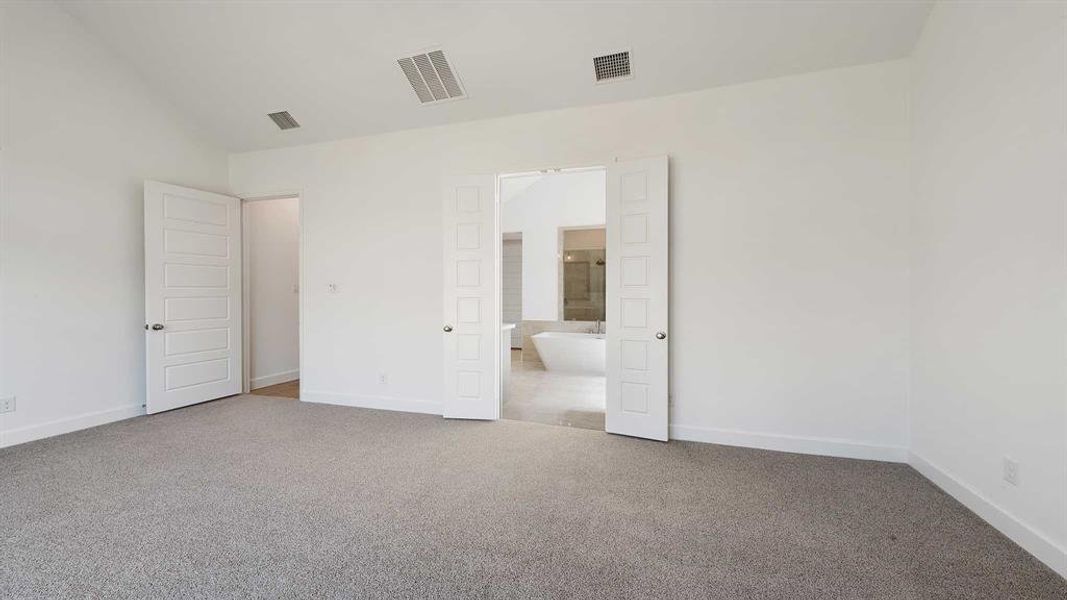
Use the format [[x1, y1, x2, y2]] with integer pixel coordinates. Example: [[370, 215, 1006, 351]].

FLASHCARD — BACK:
[[144, 181, 242, 414], [442, 175, 499, 420], [606, 156, 669, 440]]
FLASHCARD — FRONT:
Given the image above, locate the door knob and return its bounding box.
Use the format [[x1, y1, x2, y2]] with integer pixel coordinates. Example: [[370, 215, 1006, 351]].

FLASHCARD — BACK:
[[443, 325, 453, 333], [655, 331, 666, 340], [150, 323, 165, 331]]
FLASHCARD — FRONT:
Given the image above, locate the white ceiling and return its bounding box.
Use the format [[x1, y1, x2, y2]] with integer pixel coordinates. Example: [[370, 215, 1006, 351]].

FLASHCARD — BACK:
[[60, 1, 933, 152]]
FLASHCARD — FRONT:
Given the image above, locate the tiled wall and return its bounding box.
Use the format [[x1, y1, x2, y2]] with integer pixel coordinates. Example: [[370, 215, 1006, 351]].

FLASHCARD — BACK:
[[502, 239, 523, 348], [562, 248, 605, 321], [519, 320, 606, 364]]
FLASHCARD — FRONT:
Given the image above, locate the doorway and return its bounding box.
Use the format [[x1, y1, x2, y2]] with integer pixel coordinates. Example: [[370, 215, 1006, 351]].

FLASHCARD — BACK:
[[498, 168, 607, 431], [143, 183, 303, 413], [441, 156, 668, 440], [242, 196, 301, 399]]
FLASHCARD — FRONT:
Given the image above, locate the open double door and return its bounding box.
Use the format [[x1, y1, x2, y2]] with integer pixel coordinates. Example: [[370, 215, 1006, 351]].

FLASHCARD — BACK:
[[441, 156, 670, 441]]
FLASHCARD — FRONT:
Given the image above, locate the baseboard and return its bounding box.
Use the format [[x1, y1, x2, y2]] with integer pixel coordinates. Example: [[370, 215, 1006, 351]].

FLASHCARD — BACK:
[[0, 403, 145, 449], [909, 452, 1067, 579], [250, 369, 299, 389], [669, 424, 908, 463], [301, 391, 442, 416]]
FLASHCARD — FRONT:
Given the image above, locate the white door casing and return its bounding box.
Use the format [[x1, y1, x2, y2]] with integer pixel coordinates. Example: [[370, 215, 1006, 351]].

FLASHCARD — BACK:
[[144, 181, 242, 414], [442, 175, 499, 420], [606, 156, 669, 441]]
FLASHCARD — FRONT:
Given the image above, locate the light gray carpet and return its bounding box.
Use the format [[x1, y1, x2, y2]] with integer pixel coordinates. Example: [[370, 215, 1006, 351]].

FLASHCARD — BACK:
[[1, 395, 1063, 599]]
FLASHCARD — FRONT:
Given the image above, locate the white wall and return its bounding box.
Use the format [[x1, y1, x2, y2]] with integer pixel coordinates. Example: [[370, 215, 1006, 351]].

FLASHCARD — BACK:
[[500, 170, 605, 320], [246, 197, 300, 388], [0, 1, 229, 446], [230, 59, 911, 458], [908, 1, 1067, 576]]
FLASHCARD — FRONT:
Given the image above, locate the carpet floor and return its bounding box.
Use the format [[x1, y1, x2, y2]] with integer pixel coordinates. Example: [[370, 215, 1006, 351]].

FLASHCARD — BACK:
[[1, 395, 1063, 599]]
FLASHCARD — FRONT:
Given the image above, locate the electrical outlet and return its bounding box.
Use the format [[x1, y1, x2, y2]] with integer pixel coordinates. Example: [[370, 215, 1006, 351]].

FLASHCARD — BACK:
[[1003, 457, 1019, 486], [378, 372, 388, 385], [0, 396, 15, 414], [327, 283, 339, 294]]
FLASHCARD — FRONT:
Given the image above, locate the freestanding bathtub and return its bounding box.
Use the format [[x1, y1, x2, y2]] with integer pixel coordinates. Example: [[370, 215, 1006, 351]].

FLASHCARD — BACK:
[[531, 331, 606, 375]]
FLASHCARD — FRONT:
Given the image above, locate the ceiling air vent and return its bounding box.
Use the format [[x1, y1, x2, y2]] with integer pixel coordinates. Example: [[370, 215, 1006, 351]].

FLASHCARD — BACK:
[[267, 111, 300, 130], [593, 50, 632, 83], [398, 49, 466, 104]]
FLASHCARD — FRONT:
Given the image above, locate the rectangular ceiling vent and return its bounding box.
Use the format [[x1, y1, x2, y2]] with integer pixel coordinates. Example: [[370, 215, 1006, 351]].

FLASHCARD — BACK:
[[267, 111, 300, 130], [398, 49, 466, 104], [593, 50, 632, 83]]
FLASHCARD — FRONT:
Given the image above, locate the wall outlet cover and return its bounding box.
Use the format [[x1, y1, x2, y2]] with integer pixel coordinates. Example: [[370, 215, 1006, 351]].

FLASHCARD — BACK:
[[0, 396, 15, 414]]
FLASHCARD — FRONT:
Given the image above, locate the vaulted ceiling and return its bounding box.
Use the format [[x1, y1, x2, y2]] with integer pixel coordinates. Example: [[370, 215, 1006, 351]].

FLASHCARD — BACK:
[[61, 1, 933, 152]]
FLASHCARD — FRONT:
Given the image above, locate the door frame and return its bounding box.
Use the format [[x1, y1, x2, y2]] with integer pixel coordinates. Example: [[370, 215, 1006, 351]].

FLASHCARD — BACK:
[[493, 160, 615, 426], [239, 192, 305, 397]]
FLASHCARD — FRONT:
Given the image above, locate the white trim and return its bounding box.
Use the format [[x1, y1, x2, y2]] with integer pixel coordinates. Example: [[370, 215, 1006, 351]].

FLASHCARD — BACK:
[[241, 203, 252, 393], [909, 452, 1067, 579], [669, 423, 909, 463], [250, 369, 300, 390], [498, 165, 606, 179], [301, 391, 442, 416], [239, 200, 250, 390], [0, 404, 144, 449], [497, 159, 612, 180]]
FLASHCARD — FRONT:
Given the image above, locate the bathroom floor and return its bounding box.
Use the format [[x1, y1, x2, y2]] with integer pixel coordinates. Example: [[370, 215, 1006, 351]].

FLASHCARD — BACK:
[[503, 350, 605, 431]]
